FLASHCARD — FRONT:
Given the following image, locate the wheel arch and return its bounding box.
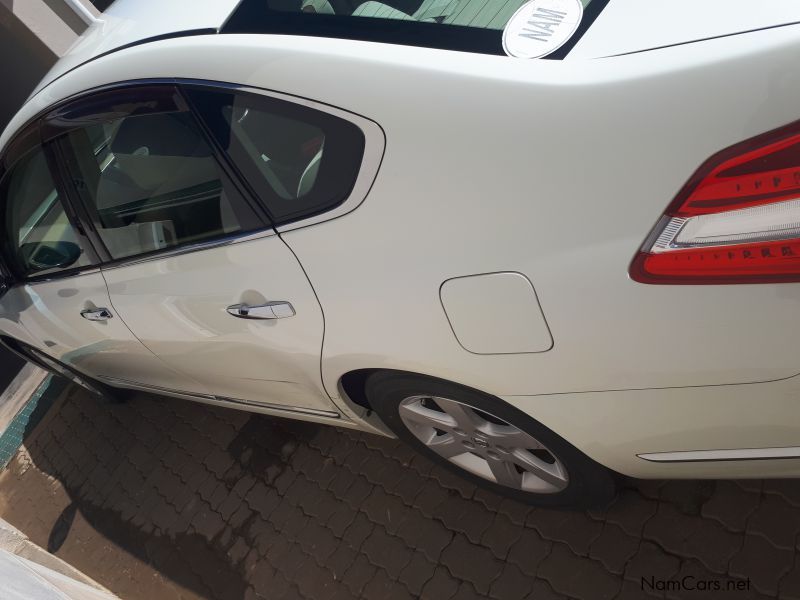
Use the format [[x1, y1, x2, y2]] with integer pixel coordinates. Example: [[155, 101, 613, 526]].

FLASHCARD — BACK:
[[338, 368, 509, 413]]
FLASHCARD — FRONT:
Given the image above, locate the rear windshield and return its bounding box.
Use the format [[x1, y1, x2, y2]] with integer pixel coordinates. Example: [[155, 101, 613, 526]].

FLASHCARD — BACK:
[[223, 0, 606, 57]]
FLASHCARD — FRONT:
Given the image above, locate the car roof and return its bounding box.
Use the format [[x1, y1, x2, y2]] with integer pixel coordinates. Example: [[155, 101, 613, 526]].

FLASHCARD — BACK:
[[31, 0, 240, 97]]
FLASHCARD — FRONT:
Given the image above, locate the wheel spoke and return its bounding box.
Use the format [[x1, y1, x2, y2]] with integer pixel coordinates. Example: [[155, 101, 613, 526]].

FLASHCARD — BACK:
[[428, 433, 468, 459], [487, 458, 523, 488], [509, 449, 568, 488], [484, 424, 544, 449], [433, 397, 484, 432], [399, 401, 457, 430]]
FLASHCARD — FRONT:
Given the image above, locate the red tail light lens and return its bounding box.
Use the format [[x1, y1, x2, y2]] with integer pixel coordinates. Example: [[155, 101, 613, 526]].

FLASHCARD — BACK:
[[631, 122, 800, 284]]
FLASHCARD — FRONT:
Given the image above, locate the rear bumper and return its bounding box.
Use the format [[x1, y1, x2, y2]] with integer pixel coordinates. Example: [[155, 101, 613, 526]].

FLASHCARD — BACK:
[[503, 373, 800, 479]]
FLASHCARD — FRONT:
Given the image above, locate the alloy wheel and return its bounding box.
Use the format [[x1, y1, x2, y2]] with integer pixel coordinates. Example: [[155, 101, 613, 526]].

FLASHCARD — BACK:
[[398, 395, 568, 493]]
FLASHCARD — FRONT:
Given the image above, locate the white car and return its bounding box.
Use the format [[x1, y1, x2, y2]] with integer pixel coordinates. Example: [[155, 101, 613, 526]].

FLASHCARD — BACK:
[[1, 0, 800, 508]]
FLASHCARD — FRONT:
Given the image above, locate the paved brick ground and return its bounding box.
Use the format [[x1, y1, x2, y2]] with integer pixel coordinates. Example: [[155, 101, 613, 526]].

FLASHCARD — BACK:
[[0, 384, 798, 599]]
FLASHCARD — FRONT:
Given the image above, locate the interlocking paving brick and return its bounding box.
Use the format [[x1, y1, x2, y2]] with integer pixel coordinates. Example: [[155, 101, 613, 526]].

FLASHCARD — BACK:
[[3, 388, 800, 600], [779, 557, 800, 600], [602, 489, 659, 537], [432, 493, 495, 544], [659, 481, 716, 516], [419, 566, 460, 599], [481, 512, 524, 560], [506, 527, 551, 577], [748, 493, 800, 550], [489, 562, 534, 600], [644, 502, 742, 574], [763, 480, 800, 507], [538, 543, 621, 600], [624, 541, 681, 586], [326, 505, 357, 538], [702, 480, 761, 532], [440, 533, 505, 594], [342, 511, 374, 549], [730, 534, 794, 596], [361, 485, 407, 534], [589, 522, 640, 575], [362, 568, 415, 600], [361, 526, 414, 579], [453, 581, 486, 600], [385, 469, 428, 506], [244, 481, 280, 518], [615, 580, 662, 600], [525, 579, 567, 600], [395, 510, 453, 562], [340, 474, 373, 509], [297, 521, 339, 565], [343, 552, 378, 596], [412, 478, 453, 518], [526, 508, 604, 556], [398, 551, 437, 596]]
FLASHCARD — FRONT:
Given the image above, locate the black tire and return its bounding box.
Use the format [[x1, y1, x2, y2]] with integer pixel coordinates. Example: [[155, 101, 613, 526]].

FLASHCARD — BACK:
[[16, 343, 130, 404], [365, 371, 618, 509]]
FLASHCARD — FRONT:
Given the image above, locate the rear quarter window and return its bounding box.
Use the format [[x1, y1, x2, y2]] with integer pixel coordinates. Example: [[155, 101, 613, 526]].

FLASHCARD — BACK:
[[185, 86, 366, 226]]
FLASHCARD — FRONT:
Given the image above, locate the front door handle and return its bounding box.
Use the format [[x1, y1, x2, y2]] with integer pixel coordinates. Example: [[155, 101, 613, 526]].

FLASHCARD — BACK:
[[80, 307, 113, 322], [227, 302, 296, 320]]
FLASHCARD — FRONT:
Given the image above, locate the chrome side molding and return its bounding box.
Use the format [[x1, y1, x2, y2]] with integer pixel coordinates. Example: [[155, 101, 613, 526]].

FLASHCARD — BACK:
[[638, 446, 800, 463], [98, 376, 340, 419]]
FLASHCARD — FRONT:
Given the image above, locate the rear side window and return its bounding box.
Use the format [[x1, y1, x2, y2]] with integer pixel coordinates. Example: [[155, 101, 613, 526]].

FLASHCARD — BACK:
[[224, 0, 605, 56], [186, 87, 365, 226], [54, 106, 263, 261], [1, 146, 93, 278], [280, 0, 593, 30]]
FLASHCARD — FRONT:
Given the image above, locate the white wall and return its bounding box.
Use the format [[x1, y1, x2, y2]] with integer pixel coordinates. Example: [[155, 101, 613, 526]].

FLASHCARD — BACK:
[[0, 17, 56, 131], [0, 0, 101, 131]]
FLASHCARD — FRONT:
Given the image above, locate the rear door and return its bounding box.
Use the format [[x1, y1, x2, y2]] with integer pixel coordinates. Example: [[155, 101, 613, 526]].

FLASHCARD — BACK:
[[0, 125, 192, 390], [51, 83, 351, 415]]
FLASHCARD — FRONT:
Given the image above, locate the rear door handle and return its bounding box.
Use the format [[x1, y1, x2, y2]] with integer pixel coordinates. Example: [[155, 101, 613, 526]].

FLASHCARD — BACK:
[[226, 302, 295, 320], [80, 307, 113, 322]]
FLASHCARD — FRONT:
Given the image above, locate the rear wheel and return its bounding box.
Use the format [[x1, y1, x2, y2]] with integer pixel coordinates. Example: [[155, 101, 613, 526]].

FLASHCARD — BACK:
[[365, 372, 617, 508]]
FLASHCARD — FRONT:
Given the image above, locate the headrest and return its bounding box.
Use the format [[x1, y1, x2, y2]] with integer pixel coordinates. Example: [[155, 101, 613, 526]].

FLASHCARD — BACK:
[[110, 112, 212, 158]]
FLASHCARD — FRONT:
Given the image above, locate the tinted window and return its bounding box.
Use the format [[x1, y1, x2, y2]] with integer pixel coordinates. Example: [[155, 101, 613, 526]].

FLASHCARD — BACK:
[[56, 108, 263, 261], [224, 0, 605, 56], [276, 0, 594, 29], [1, 147, 93, 278], [186, 87, 365, 225]]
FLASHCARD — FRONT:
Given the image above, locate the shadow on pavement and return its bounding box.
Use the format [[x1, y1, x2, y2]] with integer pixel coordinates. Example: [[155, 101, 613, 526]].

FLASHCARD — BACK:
[[0, 382, 786, 600]]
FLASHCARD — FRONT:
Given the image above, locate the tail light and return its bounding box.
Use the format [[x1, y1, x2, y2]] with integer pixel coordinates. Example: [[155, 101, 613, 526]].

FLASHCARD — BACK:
[[630, 122, 800, 284]]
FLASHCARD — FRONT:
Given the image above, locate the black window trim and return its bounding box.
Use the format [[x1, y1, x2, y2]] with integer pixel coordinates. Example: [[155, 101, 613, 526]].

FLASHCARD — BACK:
[[0, 78, 384, 279]]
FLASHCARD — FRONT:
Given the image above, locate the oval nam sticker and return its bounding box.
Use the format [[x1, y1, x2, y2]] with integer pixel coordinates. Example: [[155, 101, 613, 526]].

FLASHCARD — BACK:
[[502, 0, 584, 59]]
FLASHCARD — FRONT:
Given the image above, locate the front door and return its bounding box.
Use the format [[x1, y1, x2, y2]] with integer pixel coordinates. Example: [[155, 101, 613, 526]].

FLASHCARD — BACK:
[[0, 136, 194, 390], [50, 84, 334, 413]]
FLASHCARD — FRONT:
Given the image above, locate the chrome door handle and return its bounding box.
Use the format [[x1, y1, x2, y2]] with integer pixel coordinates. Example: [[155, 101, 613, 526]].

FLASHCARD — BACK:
[[80, 307, 113, 322], [227, 302, 296, 320]]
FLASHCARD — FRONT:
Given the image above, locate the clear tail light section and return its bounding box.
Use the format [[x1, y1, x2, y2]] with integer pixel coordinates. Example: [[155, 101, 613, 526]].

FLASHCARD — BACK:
[[631, 122, 800, 284]]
